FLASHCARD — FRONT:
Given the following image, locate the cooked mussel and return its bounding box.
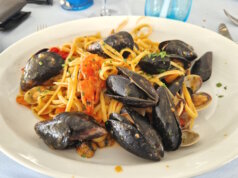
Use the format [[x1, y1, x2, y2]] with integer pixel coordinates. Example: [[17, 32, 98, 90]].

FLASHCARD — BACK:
[[35, 112, 107, 149], [191, 51, 213, 82], [106, 67, 158, 107], [87, 31, 134, 58], [168, 76, 185, 96], [106, 107, 164, 161], [138, 53, 170, 74], [168, 54, 191, 69], [152, 86, 182, 151], [20, 51, 64, 91], [159, 40, 197, 61]]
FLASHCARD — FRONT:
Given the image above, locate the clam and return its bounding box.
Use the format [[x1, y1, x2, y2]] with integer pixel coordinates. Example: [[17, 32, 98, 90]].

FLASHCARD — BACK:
[[192, 92, 212, 111], [184, 74, 203, 93], [181, 130, 200, 147]]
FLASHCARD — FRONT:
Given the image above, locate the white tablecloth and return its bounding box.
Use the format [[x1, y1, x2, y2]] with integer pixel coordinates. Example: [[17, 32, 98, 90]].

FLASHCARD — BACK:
[[0, 0, 238, 177]]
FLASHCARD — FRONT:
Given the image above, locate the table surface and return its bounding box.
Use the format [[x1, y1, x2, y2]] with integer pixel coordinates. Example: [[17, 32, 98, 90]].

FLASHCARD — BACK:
[[1, 0, 238, 177]]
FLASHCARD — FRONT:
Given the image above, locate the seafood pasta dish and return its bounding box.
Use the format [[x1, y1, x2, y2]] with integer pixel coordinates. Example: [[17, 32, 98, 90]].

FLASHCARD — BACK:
[[16, 20, 212, 161]]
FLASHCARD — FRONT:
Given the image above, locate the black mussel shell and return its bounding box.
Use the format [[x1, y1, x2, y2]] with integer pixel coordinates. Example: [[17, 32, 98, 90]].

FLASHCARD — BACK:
[[152, 86, 182, 151], [138, 54, 170, 74], [87, 31, 134, 58], [191, 51, 212, 82], [106, 108, 164, 161], [20, 51, 64, 91], [168, 76, 185, 96], [159, 40, 197, 61], [35, 112, 107, 149]]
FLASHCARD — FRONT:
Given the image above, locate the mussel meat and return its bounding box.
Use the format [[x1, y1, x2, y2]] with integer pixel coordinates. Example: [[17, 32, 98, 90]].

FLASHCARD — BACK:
[[106, 67, 158, 107], [191, 51, 213, 82], [20, 51, 64, 91], [152, 86, 182, 151], [106, 107, 164, 161], [87, 31, 134, 58], [35, 112, 107, 149], [159, 40, 197, 61]]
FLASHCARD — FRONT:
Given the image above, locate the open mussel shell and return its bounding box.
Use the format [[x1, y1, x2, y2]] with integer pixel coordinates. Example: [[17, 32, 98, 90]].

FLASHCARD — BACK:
[[20, 51, 64, 91], [138, 54, 170, 74], [192, 92, 212, 111], [87, 31, 134, 58], [168, 54, 191, 69], [117, 67, 158, 102], [191, 51, 213, 82], [35, 112, 107, 149], [106, 108, 164, 161], [159, 40, 197, 61], [168, 76, 184, 96], [173, 93, 185, 116], [181, 130, 200, 147], [106, 67, 158, 107], [152, 86, 182, 151], [184, 74, 203, 93]]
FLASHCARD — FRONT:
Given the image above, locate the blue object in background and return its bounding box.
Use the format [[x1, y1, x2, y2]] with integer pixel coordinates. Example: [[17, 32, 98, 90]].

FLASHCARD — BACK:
[[145, 0, 192, 21], [61, 0, 93, 11]]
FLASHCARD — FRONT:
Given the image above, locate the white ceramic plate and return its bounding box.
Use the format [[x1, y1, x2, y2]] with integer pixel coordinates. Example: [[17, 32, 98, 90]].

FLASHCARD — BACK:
[[1, 16, 238, 178]]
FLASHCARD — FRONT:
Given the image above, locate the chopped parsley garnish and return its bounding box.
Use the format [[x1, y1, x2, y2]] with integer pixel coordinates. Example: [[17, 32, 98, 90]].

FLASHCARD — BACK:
[[62, 64, 66, 67], [158, 51, 167, 58], [39, 61, 43, 65], [216, 82, 222, 88], [218, 95, 224, 98], [123, 58, 127, 62], [224, 86, 227, 90]]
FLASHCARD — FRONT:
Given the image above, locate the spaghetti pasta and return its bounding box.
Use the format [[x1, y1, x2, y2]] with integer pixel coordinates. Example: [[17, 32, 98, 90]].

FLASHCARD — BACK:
[[17, 21, 211, 152]]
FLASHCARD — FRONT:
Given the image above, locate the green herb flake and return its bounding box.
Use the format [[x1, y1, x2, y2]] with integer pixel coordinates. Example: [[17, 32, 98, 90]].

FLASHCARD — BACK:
[[62, 64, 66, 68], [110, 60, 112, 64], [123, 58, 127, 62], [81, 92, 85, 96], [218, 95, 224, 98], [224, 86, 227, 90], [39, 61, 43, 65], [157, 68, 166, 73], [81, 154, 86, 158], [158, 51, 167, 58], [216, 82, 222, 88]]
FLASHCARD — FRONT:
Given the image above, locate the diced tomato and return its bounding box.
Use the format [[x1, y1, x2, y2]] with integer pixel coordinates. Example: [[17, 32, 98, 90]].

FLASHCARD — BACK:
[[49, 47, 60, 53], [55, 107, 66, 115], [58, 51, 69, 60], [49, 47, 68, 60], [16, 95, 29, 107]]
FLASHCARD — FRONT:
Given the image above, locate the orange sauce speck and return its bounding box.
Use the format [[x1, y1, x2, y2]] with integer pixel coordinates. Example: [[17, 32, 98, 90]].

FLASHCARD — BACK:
[[115, 165, 123, 173]]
